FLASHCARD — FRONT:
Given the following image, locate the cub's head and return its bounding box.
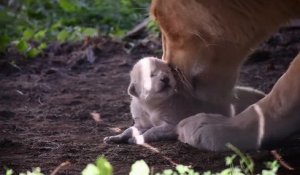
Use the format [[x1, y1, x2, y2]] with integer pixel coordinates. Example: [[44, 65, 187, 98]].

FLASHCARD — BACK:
[[128, 57, 176, 102]]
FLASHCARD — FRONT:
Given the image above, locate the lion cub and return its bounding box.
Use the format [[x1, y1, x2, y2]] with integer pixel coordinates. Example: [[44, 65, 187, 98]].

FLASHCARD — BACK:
[[104, 57, 208, 144], [104, 57, 265, 144]]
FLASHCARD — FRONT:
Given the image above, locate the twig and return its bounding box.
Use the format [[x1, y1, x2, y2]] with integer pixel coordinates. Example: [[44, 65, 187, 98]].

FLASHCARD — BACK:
[[50, 161, 71, 175], [16, 90, 25, 96], [271, 150, 294, 171], [142, 143, 178, 166], [38, 97, 44, 105], [122, 18, 150, 40]]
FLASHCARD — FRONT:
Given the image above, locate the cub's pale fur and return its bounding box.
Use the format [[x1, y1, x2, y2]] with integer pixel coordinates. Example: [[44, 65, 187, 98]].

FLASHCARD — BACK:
[[104, 57, 265, 144], [151, 0, 300, 150]]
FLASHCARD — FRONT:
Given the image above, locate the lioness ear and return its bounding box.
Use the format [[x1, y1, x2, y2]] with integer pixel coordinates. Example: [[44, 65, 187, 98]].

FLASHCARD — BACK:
[[128, 83, 138, 97]]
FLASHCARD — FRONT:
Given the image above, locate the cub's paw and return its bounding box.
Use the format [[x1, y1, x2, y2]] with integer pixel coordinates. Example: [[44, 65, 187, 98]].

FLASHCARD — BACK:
[[103, 135, 126, 144], [103, 136, 114, 143]]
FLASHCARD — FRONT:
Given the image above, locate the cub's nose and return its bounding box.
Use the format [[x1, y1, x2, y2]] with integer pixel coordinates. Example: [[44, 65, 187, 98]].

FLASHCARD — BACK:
[[160, 76, 170, 84]]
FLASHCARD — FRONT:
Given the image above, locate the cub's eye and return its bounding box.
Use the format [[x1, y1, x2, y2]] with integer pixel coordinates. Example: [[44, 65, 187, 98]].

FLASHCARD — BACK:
[[150, 73, 155, 77]]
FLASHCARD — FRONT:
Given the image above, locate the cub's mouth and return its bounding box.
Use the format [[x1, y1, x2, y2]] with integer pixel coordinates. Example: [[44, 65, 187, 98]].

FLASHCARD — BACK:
[[158, 75, 174, 93], [158, 83, 171, 93]]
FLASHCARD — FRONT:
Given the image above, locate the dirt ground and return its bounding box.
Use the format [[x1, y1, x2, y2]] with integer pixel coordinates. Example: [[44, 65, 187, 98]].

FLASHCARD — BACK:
[[0, 25, 300, 175]]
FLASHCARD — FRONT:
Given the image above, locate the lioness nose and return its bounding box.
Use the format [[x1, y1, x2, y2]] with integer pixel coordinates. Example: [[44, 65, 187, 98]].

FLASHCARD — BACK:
[[161, 76, 169, 84]]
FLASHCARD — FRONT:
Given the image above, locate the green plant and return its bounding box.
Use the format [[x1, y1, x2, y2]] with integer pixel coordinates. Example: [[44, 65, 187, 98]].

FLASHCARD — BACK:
[[226, 143, 255, 175], [262, 161, 279, 175], [82, 156, 113, 175], [147, 19, 160, 35], [5, 169, 13, 175], [3, 146, 280, 175], [5, 167, 44, 175], [0, 0, 151, 57], [155, 164, 200, 175], [130, 160, 150, 175]]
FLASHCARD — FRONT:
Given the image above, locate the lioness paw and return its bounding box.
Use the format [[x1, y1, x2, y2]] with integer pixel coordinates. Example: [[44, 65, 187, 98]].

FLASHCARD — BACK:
[[177, 113, 228, 150], [177, 113, 259, 151]]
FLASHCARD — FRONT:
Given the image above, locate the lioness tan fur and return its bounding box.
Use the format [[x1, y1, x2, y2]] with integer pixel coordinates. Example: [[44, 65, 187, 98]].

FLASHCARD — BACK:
[[104, 57, 265, 144], [151, 0, 300, 103], [151, 0, 300, 150]]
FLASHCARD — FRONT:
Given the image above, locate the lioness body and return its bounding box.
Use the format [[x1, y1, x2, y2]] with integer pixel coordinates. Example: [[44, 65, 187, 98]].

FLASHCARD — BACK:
[[151, 0, 300, 150], [151, 0, 300, 103]]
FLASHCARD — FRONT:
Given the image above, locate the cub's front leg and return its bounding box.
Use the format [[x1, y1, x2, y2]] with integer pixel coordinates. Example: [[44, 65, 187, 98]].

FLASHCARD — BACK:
[[103, 126, 148, 144], [128, 123, 178, 144]]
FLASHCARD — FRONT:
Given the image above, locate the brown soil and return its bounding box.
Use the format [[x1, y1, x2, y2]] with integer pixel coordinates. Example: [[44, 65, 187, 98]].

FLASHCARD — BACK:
[[0, 26, 300, 175]]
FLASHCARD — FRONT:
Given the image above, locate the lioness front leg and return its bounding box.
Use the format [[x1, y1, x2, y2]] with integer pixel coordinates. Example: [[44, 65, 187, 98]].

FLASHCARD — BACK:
[[128, 124, 177, 144], [178, 53, 300, 151], [234, 86, 265, 115]]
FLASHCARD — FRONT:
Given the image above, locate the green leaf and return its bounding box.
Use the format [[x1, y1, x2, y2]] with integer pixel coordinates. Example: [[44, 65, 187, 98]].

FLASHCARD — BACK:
[[0, 35, 10, 52], [16, 40, 30, 53], [58, 0, 79, 12], [57, 30, 69, 42], [147, 19, 159, 33], [23, 29, 35, 41], [34, 30, 47, 41], [95, 156, 113, 175], [226, 143, 254, 174], [202, 171, 212, 175], [82, 28, 98, 37], [19, 167, 44, 175], [82, 164, 100, 175], [5, 169, 13, 175], [38, 43, 47, 50], [27, 48, 40, 58], [30, 167, 44, 175], [51, 21, 63, 30], [130, 160, 150, 175], [263, 161, 279, 174], [225, 155, 237, 166], [262, 170, 276, 175], [219, 167, 243, 175], [176, 165, 189, 174], [110, 27, 126, 38], [161, 169, 173, 175]]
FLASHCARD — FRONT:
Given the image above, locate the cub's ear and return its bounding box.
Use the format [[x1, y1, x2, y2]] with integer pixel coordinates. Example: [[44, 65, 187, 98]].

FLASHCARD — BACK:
[[128, 83, 138, 97]]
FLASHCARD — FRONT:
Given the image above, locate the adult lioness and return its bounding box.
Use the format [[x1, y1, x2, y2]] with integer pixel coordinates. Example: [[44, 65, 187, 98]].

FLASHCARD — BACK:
[[151, 0, 300, 150], [104, 57, 264, 144]]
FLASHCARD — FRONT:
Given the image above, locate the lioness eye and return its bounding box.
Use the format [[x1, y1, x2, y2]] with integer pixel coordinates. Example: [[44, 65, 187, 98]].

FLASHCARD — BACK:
[[150, 73, 155, 77]]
